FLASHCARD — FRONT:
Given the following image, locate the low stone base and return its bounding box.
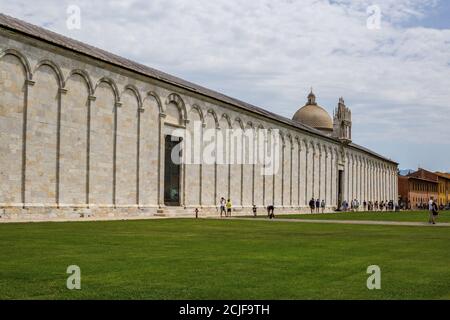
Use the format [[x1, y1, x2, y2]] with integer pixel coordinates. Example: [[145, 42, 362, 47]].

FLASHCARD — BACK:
[[0, 205, 339, 222], [0, 206, 157, 221]]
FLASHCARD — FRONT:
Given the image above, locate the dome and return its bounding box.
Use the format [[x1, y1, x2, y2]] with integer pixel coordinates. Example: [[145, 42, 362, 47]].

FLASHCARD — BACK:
[[292, 91, 333, 132]]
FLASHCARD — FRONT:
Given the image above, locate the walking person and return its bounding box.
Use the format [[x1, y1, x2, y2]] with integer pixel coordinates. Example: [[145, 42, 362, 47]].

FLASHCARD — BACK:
[[431, 200, 439, 224], [219, 197, 226, 218], [267, 205, 275, 219], [429, 197, 437, 225], [195, 208, 199, 219], [252, 205, 257, 217], [315, 199, 320, 213], [342, 200, 349, 212], [428, 198, 432, 223], [321, 199, 326, 214], [226, 199, 232, 217], [309, 198, 315, 214]]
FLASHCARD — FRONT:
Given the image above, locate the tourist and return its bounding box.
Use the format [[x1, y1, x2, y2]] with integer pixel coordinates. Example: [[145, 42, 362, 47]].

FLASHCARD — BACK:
[[431, 200, 439, 224], [252, 205, 257, 217], [315, 199, 320, 213], [226, 199, 232, 217], [195, 208, 199, 219], [429, 197, 436, 224], [309, 198, 315, 214], [219, 197, 226, 218], [363, 200, 367, 211], [321, 200, 326, 213], [267, 205, 275, 219], [342, 200, 348, 212]]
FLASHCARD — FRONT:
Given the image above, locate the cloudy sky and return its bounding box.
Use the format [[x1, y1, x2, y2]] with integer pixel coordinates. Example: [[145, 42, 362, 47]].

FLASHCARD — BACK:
[[1, 0, 449, 171]]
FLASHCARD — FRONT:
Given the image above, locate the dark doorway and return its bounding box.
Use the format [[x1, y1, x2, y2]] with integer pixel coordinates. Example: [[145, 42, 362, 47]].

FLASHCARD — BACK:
[[338, 169, 344, 208], [164, 135, 182, 206]]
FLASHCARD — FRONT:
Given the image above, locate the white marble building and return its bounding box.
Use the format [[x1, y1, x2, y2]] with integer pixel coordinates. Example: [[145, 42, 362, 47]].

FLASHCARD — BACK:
[[0, 14, 398, 219]]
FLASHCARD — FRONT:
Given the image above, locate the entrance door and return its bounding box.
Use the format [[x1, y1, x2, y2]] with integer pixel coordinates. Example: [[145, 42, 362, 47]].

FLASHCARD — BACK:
[[164, 135, 182, 206], [337, 170, 344, 209]]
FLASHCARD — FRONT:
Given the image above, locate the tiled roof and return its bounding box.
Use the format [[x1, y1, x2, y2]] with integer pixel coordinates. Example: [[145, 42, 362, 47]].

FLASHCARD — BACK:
[[435, 172, 450, 180], [0, 13, 397, 164], [406, 169, 439, 183]]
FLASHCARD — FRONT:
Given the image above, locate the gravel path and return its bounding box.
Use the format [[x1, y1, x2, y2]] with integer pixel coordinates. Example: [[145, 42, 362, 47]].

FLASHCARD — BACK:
[[226, 217, 450, 227], [2, 215, 449, 227]]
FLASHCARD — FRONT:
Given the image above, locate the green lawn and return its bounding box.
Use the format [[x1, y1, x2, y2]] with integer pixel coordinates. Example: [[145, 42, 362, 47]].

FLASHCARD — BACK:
[[254, 210, 450, 223], [0, 218, 449, 300]]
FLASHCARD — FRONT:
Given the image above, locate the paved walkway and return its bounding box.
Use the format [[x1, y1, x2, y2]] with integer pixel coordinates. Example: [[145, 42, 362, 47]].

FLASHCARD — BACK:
[[227, 217, 450, 227], [1, 215, 449, 227]]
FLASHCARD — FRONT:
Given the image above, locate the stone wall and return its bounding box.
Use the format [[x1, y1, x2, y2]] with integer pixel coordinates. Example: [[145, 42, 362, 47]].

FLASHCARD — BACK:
[[0, 29, 398, 220]]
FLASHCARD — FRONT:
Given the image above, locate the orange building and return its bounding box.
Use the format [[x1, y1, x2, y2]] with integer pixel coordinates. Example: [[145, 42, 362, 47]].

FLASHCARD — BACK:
[[435, 172, 450, 206], [398, 169, 438, 209]]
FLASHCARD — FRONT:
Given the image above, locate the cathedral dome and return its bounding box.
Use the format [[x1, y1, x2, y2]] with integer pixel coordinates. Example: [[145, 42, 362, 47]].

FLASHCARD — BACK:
[[292, 90, 333, 132]]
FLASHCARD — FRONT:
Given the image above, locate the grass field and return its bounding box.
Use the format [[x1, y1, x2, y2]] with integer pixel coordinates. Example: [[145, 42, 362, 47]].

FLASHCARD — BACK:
[[0, 218, 449, 300], [254, 210, 450, 223]]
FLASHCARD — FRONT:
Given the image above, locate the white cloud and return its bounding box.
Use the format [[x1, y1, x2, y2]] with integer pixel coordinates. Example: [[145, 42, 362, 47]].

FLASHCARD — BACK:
[[0, 0, 449, 170]]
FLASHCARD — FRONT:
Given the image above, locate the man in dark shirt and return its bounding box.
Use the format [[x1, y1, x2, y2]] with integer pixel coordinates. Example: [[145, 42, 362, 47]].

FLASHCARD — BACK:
[[309, 198, 315, 214], [267, 205, 275, 219]]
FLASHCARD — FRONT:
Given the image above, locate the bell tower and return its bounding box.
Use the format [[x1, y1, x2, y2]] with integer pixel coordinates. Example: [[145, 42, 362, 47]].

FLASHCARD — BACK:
[[333, 97, 352, 143]]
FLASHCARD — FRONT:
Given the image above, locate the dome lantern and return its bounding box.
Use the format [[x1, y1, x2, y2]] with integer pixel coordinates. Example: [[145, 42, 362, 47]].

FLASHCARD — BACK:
[[307, 88, 317, 105]]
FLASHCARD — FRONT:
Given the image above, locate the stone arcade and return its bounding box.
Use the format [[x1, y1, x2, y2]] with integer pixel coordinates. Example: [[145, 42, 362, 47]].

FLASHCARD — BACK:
[[0, 14, 398, 219]]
